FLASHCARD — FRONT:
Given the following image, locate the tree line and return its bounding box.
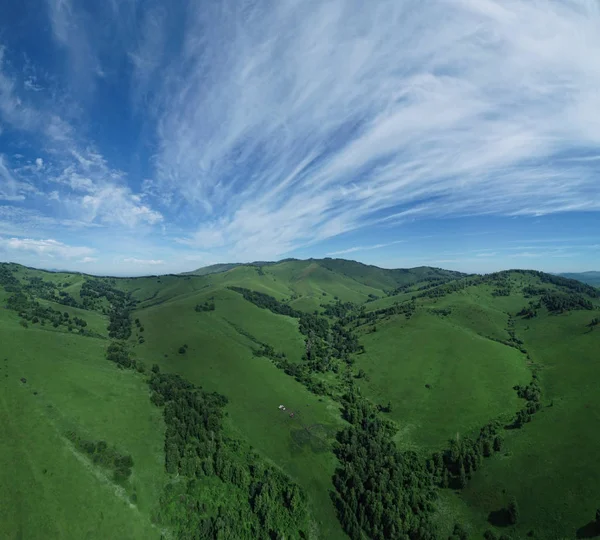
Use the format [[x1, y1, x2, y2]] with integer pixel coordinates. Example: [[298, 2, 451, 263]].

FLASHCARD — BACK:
[[104, 334, 312, 539], [6, 291, 92, 335], [332, 388, 438, 539], [66, 430, 134, 484], [148, 367, 312, 538], [541, 291, 594, 313], [230, 287, 363, 376]]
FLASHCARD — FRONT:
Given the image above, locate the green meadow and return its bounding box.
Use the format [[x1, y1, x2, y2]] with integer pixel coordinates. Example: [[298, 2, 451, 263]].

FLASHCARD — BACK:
[[1, 260, 599, 539], [0, 307, 164, 539]]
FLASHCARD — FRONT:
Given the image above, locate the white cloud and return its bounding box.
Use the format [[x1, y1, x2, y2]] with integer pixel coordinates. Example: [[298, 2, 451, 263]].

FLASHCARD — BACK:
[[0, 47, 72, 143], [139, 0, 600, 260], [0, 46, 163, 230], [46, 0, 101, 91], [0, 236, 94, 259], [80, 186, 163, 227], [78, 256, 98, 263], [123, 257, 165, 265], [327, 240, 405, 256], [128, 5, 167, 106], [0, 155, 34, 201]]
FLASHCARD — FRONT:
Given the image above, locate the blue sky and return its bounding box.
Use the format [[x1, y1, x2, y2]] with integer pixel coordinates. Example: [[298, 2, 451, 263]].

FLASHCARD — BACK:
[[0, 0, 599, 276]]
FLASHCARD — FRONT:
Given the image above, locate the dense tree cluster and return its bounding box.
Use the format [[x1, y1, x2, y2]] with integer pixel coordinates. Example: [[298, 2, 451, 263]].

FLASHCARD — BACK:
[[491, 286, 511, 297], [541, 291, 594, 313], [533, 270, 599, 298], [230, 287, 363, 375], [414, 269, 599, 307], [356, 300, 416, 327], [66, 430, 134, 483], [332, 390, 437, 539], [228, 287, 300, 317], [510, 377, 542, 428], [0, 267, 84, 309], [390, 276, 458, 297], [417, 277, 482, 299], [0, 264, 21, 291], [523, 285, 548, 298], [322, 300, 361, 320], [253, 344, 330, 395], [299, 313, 362, 369], [428, 421, 504, 489], [106, 341, 138, 369], [195, 299, 216, 312], [6, 292, 91, 334], [148, 371, 312, 539], [14, 276, 80, 307], [100, 287, 136, 339]]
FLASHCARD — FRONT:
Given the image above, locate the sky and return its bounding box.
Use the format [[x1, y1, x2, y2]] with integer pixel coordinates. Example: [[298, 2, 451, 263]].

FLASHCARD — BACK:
[[0, 0, 599, 276]]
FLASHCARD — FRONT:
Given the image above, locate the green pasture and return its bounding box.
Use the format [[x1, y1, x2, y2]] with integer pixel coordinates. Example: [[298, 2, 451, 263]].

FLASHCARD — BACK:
[[0, 309, 165, 539]]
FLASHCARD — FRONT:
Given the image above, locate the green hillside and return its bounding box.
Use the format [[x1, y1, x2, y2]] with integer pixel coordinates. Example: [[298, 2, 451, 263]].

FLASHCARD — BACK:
[[1, 260, 599, 539]]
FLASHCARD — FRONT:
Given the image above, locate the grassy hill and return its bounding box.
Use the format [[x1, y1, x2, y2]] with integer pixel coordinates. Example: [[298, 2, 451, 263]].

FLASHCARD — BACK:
[[1, 259, 599, 539]]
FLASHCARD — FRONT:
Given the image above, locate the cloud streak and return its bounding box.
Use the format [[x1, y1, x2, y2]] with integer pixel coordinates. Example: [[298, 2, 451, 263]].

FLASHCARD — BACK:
[[0, 47, 163, 230], [0, 236, 94, 259], [327, 240, 405, 256], [2, 1, 600, 273], [140, 0, 600, 259]]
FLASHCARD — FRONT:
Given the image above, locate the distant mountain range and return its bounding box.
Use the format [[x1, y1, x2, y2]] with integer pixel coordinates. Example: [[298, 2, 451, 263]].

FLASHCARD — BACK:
[[559, 271, 600, 287], [185, 260, 600, 288]]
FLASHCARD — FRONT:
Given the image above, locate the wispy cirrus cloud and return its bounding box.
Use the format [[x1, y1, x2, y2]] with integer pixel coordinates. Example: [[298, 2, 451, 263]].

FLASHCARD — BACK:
[[0, 46, 163, 230], [0, 236, 94, 259], [136, 0, 600, 260], [327, 240, 405, 256], [0, 155, 32, 201], [2, 1, 600, 274]]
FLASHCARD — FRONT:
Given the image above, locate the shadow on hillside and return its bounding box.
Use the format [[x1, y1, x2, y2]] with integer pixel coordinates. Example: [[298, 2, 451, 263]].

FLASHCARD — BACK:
[[576, 521, 600, 538], [289, 423, 333, 455], [488, 508, 511, 527]]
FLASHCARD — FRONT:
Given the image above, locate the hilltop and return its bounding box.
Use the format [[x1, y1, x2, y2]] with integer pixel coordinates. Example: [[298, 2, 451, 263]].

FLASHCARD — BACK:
[[1, 259, 599, 539]]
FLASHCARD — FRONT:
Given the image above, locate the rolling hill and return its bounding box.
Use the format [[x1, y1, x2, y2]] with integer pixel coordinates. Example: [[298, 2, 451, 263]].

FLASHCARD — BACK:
[[559, 271, 600, 287], [1, 259, 599, 539]]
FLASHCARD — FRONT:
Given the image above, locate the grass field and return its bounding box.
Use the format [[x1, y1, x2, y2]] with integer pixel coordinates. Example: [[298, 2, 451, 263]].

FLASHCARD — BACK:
[[458, 308, 600, 539], [355, 304, 530, 451], [0, 307, 165, 539]]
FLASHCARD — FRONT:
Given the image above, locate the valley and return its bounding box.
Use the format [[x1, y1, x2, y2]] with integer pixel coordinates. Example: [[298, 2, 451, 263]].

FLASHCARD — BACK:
[[1, 259, 599, 539]]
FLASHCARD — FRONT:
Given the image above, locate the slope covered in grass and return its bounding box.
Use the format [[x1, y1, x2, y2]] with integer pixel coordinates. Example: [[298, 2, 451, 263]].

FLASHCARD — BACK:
[[355, 306, 529, 451], [0, 308, 165, 539], [459, 307, 600, 539]]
